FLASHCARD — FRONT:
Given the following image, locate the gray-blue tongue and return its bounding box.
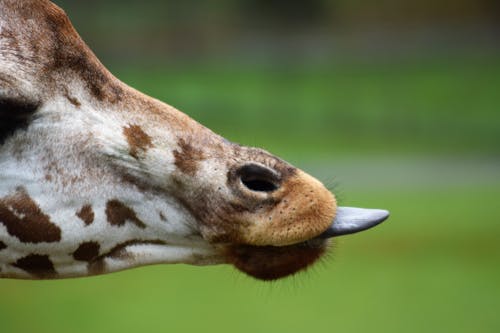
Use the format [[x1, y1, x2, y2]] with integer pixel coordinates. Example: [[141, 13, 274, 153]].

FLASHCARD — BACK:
[[319, 207, 389, 238]]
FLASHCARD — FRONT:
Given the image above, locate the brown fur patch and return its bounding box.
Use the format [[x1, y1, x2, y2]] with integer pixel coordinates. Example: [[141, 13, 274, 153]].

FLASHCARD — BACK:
[[173, 138, 205, 176], [73, 241, 100, 262], [123, 124, 153, 159], [105, 200, 146, 229], [88, 239, 166, 275], [0, 187, 61, 243], [64, 92, 81, 107], [0, 241, 6, 251], [12, 254, 56, 278], [76, 204, 94, 226], [106, 239, 166, 260]]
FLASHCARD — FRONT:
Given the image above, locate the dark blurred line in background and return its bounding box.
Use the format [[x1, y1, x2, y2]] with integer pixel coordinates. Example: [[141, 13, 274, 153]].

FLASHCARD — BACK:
[[55, 0, 500, 65]]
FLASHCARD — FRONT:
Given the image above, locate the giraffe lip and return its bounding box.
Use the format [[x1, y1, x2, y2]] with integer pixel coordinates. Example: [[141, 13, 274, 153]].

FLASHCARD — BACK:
[[318, 206, 389, 238]]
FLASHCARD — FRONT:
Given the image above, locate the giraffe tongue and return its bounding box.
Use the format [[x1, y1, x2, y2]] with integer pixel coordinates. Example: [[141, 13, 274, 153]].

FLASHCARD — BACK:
[[318, 207, 389, 238]]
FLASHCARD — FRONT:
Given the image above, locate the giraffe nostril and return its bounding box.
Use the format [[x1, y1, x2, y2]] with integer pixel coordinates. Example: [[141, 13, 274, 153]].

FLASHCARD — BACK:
[[242, 177, 277, 192], [238, 164, 280, 193]]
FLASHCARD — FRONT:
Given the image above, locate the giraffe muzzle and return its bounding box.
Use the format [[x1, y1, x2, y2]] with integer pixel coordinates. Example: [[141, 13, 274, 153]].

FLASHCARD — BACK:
[[318, 206, 389, 238]]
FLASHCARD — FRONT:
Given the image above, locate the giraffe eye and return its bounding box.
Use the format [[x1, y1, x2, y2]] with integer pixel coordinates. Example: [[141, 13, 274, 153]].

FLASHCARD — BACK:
[[237, 164, 280, 193]]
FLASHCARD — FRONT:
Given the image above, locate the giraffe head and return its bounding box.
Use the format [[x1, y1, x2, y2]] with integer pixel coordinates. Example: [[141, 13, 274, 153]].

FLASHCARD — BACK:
[[167, 139, 338, 280], [111, 108, 388, 280], [0, 0, 388, 280]]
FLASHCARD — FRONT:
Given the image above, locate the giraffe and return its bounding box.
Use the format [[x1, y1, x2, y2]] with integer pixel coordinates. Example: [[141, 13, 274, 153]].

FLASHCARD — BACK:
[[0, 0, 389, 281]]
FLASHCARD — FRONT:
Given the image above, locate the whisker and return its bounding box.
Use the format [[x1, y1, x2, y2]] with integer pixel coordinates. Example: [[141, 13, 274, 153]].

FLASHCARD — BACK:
[[324, 177, 346, 205]]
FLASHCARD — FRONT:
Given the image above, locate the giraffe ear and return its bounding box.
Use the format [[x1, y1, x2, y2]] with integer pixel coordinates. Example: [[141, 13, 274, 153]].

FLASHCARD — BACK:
[[0, 89, 41, 145]]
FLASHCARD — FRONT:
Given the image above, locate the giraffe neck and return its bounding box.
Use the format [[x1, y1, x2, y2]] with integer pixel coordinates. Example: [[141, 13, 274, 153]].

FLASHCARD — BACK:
[[0, 0, 226, 278], [0, 87, 225, 278]]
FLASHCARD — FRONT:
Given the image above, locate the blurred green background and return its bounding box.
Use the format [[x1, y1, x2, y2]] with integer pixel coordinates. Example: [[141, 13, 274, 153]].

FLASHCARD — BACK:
[[1, 0, 499, 332]]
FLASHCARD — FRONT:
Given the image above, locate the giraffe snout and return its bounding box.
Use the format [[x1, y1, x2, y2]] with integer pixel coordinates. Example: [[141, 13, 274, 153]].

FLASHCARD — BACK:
[[239, 169, 337, 247]]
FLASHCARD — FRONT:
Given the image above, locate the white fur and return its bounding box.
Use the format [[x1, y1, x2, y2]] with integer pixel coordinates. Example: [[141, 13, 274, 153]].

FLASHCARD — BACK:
[[0, 77, 222, 278]]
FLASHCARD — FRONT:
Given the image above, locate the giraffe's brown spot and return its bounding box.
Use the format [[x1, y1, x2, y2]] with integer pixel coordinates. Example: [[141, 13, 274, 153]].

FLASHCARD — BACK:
[[64, 92, 81, 107], [76, 205, 94, 226], [107, 239, 166, 260], [159, 212, 167, 222], [0, 187, 61, 243], [0, 241, 6, 251], [122, 174, 150, 192], [73, 241, 100, 262], [13, 254, 56, 278], [88, 239, 166, 275], [173, 138, 205, 176], [123, 124, 153, 159], [105, 200, 146, 229]]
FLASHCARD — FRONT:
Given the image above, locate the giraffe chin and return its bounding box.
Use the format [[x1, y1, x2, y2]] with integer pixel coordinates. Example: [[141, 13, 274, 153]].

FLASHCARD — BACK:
[[224, 207, 389, 280], [226, 238, 329, 281]]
